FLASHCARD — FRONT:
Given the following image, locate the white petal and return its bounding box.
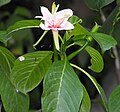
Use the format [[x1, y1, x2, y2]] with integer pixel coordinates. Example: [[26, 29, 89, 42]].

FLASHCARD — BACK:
[[34, 16, 43, 19], [55, 9, 73, 20], [59, 22, 74, 30], [41, 6, 53, 20], [40, 23, 51, 30]]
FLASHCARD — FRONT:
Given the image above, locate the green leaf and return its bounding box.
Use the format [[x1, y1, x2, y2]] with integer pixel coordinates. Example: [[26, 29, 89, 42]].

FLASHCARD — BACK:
[[0, 0, 11, 7], [10, 51, 52, 93], [83, 0, 114, 11], [79, 85, 91, 112], [100, 6, 120, 34], [0, 68, 29, 112], [7, 20, 40, 35], [0, 31, 7, 43], [0, 46, 15, 75], [100, 6, 120, 43], [108, 85, 120, 112], [73, 23, 90, 36], [71, 64, 108, 112], [85, 46, 104, 72], [69, 15, 82, 25], [0, 47, 29, 112], [42, 60, 83, 112], [117, 0, 120, 5], [91, 33, 117, 52], [87, 75, 108, 112]]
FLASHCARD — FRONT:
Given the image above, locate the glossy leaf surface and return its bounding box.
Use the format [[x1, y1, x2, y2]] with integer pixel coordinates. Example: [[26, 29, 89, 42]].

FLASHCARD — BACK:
[[85, 46, 104, 72], [11, 51, 52, 93], [42, 60, 83, 112], [7, 20, 40, 35], [79, 85, 91, 112], [0, 68, 29, 112], [91, 33, 117, 52]]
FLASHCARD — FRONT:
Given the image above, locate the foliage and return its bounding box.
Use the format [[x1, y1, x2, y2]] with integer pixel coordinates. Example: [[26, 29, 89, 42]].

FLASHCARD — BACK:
[[108, 85, 120, 112], [0, 0, 119, 112], [83, 0, 114, 11], [0, 0, 11, 7]]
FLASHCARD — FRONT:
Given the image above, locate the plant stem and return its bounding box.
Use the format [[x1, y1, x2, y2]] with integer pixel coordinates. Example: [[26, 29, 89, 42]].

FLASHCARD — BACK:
[[100, 9, 106, 22], [54, 44, 59, 61], [68, 41, 89, 60], [33, 30, 48, 49], [58, 34, 64, 44]]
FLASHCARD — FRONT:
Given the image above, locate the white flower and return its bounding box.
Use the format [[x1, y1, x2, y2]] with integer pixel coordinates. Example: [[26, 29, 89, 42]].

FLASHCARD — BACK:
[[18, 56, 25, 61], [35, 4, 74, 51], [35, 5, 74, 31]]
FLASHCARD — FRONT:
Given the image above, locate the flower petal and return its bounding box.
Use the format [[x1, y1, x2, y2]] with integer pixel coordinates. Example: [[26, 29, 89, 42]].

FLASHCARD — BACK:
[[40, 23, 51, 30], [34, 16, 43, 19], [55, 9, 73, 20], [59, 21, 74, 30], [40, 6, 53, 20]]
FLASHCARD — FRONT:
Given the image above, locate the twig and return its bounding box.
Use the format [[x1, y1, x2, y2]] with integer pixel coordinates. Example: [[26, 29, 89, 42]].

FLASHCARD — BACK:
[[100, 9, 106, 22]]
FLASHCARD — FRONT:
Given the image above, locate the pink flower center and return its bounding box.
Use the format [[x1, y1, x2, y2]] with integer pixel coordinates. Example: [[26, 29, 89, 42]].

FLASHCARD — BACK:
[[47, 18, 65, 29]]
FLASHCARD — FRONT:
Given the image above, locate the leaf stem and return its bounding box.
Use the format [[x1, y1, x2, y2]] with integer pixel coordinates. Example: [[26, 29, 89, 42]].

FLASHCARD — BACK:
[[33, 30, 48, 49], [58, 34, 64, 44], [68, 41, 89, 60], [54, 44, 59, 61], [70, 63, 108, 112]]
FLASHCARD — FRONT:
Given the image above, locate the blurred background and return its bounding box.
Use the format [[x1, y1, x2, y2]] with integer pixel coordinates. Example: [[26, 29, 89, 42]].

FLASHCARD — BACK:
[[0, 0, 119, 112]]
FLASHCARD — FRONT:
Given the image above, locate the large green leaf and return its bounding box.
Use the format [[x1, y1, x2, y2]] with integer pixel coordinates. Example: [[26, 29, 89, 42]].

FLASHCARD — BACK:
[[0, 47, 29, 112], [108, 85, 120, 112], [0, 46, 15, 75], [10, 51, 52, 94], [7, 20, 40, 35], [0, 68, 29, 112], [91, 32, 117, 52], [0, 0, 11, 7], [42, 60, 83, 112], [73, 23, 90, 36], [79, 85, 91, 112], [0, 20, 40, 43], [71, 64, 108, 112], [83, 0, 114, 11], [85, 46, 104, 72]]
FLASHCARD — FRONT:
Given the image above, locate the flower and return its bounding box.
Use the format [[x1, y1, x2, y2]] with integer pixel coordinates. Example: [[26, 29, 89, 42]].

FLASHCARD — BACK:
[[35, 3, 74, 51], [35, 4, 74, 31]]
